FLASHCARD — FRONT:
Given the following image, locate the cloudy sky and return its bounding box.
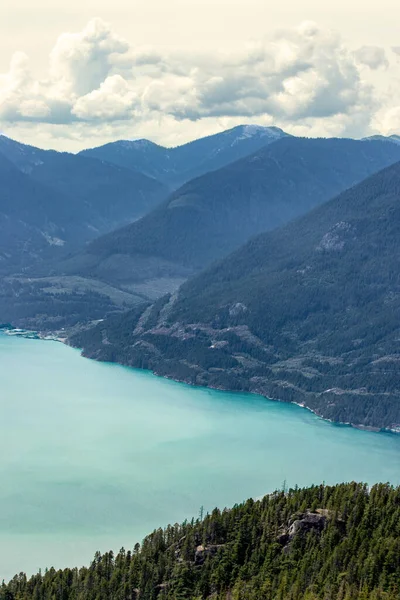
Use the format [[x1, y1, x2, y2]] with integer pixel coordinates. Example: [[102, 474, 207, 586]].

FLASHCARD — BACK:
[[1, 0, 400, 150]]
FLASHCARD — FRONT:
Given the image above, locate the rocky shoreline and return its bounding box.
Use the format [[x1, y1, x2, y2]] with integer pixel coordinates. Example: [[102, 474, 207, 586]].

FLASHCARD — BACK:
[[76, 341, 400, 436], [2, 324, 399, 435]]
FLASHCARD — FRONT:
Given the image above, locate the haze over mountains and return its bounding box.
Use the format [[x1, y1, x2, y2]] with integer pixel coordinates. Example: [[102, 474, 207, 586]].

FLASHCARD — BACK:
[[59, 137, 400, 299], [0, 153, 73, 271], [0, 126, 287, 275], [80, 125, 288, 188], [0, 135, 168, 273], [363, 134, 400, 145], [2, 124, 400, 431], [0, 125, 291, 325], [73, 159, 400, 430]]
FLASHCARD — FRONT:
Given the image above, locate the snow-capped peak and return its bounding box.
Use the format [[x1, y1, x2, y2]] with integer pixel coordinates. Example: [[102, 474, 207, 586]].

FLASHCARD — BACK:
[[242, 125, 270, 137], [228, 125, 286, 146], [118, 139, 154, 149]]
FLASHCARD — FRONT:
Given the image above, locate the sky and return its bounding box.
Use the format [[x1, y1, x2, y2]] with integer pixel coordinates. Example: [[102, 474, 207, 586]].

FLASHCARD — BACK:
[[1, 0, 400, 151]]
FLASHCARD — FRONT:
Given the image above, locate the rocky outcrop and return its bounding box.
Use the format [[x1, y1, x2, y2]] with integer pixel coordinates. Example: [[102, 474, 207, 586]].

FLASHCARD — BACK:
[[194, 544, 225, 565], [277, 510, 329, 548]]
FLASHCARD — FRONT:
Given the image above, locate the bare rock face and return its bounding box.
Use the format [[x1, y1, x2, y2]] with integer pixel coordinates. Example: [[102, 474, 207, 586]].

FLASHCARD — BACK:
[[288, 511, 327, 537], [277, 510, 328, 548], [229, 303, 248, 317], [316, 221, 354, 252]]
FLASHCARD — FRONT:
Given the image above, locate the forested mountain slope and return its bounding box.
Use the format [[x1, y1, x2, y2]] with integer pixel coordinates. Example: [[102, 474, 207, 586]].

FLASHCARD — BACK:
[[2, 482, 400, 600], [4, 135, 400, 337], [0, 135, 168, 273], [80, 124, 287, 188], [61, 137, 400, 306], [0, 153, 74, 272], [72, 160, 400, 430]]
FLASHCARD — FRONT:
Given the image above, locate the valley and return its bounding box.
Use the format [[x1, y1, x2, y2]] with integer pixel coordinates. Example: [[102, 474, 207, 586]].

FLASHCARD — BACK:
[[3, 133, 400, 333], [1, 124, 400, 597]]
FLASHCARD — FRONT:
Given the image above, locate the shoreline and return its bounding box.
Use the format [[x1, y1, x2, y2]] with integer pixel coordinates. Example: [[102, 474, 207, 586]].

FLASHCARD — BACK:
[[2, 327, 399, 436], [79, 343, 400, 436], [0, 327, 67, 344], [92, 347, 399, 436]]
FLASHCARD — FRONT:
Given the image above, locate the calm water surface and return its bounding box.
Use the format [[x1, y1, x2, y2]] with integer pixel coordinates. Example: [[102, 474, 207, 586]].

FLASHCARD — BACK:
[[1, 333, 399, 579]]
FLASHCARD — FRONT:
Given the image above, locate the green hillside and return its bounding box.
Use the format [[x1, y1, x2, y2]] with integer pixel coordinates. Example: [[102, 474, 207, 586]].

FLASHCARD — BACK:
[[72, 137, 400, 282], [71, 160, 400, 430], [2, 483, 399, 600]]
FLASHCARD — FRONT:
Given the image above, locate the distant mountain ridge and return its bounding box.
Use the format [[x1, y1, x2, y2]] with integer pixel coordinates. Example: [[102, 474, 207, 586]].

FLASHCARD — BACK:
[[61, 137, 400, 299], [362, 134, 400, 145], [0, 125, 289, 275], [79, 124, 288, 187], [0, 125, 286, 325], [0, 135, 168, 273], [72, 159, 400, 431], [3, 129, 400, 345]]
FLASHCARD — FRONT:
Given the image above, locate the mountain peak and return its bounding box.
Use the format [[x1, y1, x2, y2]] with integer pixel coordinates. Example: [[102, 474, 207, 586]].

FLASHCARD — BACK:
[[116, 139, 161, 150], [80, 125, 288, 187], [362, 134, 400, 145], [227, 124, 287, 145], [236, 124, 286, 137]]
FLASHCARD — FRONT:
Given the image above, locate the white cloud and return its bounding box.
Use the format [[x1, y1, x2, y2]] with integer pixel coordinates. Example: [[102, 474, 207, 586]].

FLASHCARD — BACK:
[[143, 22, 374, 129], [354, 46, 389, 69], [0, 18, 132, 125], [18, 99, 51, 119], [72, 74, 138, 120], [0, 17, 399, 148], [0, 52, 32, 120], [372, 105, 400, 136], [49, 17, 130, 96]]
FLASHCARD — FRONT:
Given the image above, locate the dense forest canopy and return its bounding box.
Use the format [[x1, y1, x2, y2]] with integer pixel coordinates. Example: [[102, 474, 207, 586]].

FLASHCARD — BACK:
[[2, 482, 400, 600]]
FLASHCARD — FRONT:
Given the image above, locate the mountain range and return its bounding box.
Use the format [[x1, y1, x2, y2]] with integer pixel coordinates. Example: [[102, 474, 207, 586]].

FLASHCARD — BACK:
[[0, 125, 290, 326], [72, 159, 400, 430], [57, 136, 400, 301], [0, 135, 169, 273], [2, 125, 400, 430], [0, 126, 290, 275], [363, 134, 400, 145], [80, 124, 288, 188]]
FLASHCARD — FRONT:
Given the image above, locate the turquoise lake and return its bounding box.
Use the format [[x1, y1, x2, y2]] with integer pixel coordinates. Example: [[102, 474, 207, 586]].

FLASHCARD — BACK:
[[0, 333, 399, 580]]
